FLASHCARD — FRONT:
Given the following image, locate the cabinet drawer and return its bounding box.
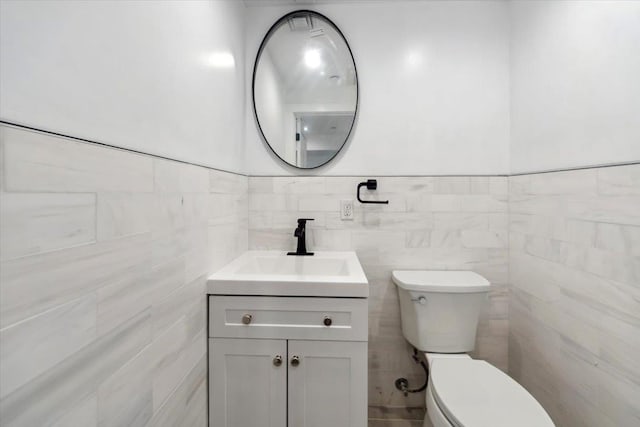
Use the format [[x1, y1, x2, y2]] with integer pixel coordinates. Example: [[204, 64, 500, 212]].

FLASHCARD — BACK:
[[209, 296, 368, 341]]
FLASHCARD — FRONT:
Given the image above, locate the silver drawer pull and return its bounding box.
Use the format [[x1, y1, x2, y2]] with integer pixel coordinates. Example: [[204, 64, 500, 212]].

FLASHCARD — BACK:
[[273, 355, 283, 366], [242, 314, 253, 325], [291, 355, 300, 367]]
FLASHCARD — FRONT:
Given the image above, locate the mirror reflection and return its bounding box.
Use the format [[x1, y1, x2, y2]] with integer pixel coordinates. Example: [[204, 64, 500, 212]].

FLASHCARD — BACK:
[[253, 11, 358, 169]]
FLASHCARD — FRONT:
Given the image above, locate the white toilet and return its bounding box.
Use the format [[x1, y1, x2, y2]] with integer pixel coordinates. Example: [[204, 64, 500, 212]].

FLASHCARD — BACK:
[[392, 270, 555, 427]]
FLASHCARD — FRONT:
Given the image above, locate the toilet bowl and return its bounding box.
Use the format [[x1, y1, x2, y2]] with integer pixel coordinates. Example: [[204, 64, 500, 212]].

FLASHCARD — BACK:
[[392, 270, 555, 427]]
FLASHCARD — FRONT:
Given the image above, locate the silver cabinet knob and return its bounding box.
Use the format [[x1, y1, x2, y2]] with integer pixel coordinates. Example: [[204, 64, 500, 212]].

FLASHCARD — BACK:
[[242, 314, 252, 325], [323, 316, 332, 327], [291, 355, 300, 367], [273, 355, 283, 367]]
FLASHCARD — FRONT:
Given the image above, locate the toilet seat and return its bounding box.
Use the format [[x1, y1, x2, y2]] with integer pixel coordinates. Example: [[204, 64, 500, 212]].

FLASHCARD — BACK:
[[429, 359, 554, 427]]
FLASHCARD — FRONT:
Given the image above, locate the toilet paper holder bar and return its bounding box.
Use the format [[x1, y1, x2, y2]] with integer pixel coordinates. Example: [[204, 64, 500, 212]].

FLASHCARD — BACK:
[[357, 179, 389, 204]]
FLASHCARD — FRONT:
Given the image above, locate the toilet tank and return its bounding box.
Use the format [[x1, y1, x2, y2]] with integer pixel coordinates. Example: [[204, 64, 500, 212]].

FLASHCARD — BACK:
[[392, 270, 490, 353]]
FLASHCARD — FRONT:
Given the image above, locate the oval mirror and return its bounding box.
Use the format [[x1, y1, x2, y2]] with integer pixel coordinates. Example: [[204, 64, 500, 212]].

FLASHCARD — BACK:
[[252, 11, 358, 169]]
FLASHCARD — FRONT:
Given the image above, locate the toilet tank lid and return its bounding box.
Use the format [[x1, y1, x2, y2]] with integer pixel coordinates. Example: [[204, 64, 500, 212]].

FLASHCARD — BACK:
[[392, 270, 490, 293]]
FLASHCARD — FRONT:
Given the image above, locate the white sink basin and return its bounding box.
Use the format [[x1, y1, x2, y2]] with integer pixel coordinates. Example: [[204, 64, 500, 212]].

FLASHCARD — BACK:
[[207, 251, 369, 297]]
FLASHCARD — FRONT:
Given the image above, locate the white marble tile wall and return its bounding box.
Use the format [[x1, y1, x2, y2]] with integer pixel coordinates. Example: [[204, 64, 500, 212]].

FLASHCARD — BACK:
[[4, 123, 635, 427], [509, 164, 640, 427], [248, 176, 510, 421], [0, 125, 248, 426]]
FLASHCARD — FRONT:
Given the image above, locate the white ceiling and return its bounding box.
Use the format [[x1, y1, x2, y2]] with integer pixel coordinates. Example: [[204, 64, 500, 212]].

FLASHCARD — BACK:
[[299, 113, 354, 151], [243, 0, 463, 6], [299, 113, 354, 138], [259, 13, 357, 104]]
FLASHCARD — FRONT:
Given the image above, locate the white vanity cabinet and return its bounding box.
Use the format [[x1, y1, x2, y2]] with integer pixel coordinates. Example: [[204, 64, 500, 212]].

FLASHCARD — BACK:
[[287, 339, 367, 427], [208, 296, 368, 427], [209, 338, 287, 427]]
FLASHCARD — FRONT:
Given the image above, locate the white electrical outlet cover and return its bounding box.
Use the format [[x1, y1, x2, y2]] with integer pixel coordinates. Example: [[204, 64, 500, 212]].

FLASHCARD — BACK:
[[341, 200, 354, 220]]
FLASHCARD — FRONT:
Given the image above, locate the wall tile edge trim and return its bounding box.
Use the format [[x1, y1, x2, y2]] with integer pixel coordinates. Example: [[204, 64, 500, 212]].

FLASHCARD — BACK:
[[0, 120, 248, 177], [3, 121, 638, 178]]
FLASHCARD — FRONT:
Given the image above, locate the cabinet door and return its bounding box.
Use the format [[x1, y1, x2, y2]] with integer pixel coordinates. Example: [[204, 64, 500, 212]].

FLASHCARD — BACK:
[[209, 338, 286, 427], [288, 340, 367, 427]]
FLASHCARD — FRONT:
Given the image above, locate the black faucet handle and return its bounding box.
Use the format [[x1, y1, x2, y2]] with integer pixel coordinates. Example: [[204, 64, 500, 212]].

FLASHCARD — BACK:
[[297, 218, 315, 225]]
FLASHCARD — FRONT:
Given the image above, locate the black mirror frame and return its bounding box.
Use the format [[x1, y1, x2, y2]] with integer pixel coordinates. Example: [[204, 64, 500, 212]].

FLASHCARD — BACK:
[[251, 10, 359, 170]]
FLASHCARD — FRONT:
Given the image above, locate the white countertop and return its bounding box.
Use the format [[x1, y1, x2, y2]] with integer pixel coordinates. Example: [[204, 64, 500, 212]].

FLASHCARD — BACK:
[[207, 251, 369, 298]]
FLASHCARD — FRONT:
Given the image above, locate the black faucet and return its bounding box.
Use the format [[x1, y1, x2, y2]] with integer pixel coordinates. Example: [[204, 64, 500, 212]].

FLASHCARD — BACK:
[[287, 218, 314, 256]]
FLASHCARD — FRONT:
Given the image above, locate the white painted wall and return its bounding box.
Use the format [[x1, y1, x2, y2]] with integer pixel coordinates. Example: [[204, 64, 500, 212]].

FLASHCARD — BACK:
[[0, 0, 246, 173], [245, 1, 511, 176], [510, 0, 640, 173], [4, 1, 636, 176]]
